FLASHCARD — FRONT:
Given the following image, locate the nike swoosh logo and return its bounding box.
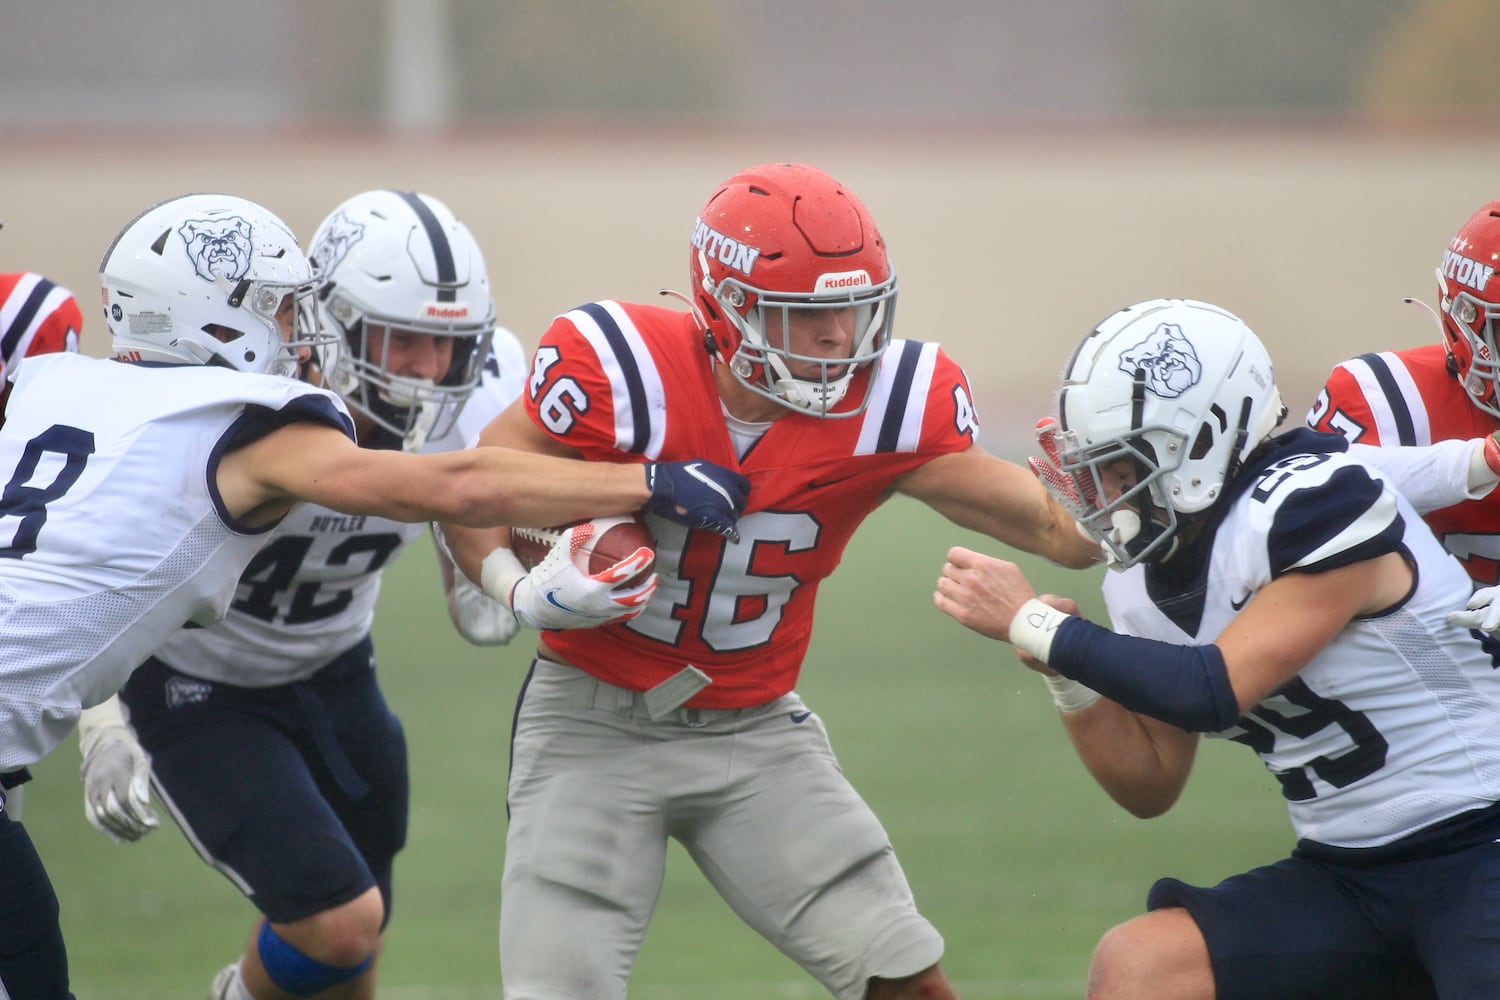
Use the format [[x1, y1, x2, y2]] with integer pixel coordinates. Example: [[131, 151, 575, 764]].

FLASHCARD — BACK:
[[543, 589, 606, 618], [1230, 592, 1252, 611], [789, 710, 813, 724], [808, 472, 858, 490], [685, 462, 734, 505]]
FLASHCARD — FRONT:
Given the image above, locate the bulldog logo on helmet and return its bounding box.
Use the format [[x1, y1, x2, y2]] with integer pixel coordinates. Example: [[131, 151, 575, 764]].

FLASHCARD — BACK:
[[1119, 322, 1203, 399], [309, 209, 365, 279], [178, 216, 254, 283]]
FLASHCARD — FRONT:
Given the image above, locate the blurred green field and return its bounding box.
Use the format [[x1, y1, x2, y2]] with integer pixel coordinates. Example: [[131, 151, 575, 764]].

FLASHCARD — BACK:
[[23, 498, 1290, 999]]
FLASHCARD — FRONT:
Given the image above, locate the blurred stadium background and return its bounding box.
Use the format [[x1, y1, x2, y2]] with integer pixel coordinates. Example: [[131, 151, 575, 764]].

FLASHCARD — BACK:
[[3, 1, 1499, 996]]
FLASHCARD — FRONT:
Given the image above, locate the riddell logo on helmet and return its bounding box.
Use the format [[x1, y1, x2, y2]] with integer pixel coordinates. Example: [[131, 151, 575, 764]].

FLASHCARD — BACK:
[[691, 218, 762, 276], [1442, 246, 1496, 293], [815, 271, 872, 292], [424, 304, 470, 319]]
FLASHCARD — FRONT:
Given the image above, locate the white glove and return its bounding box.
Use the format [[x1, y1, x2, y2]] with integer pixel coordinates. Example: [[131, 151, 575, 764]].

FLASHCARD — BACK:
[[1447, 585, 1500, 633], [450, 567, 519, 645], [482, 529, 658, 631], [78, 697, 159, 843]]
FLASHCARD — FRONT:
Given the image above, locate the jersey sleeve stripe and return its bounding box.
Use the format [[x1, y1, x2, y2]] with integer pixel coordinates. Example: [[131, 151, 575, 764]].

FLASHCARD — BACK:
[[569, 301, 666, 457], [856, 340, 938, 455], [1, 276, 54, 365], [1343, 352, 1427, 446]]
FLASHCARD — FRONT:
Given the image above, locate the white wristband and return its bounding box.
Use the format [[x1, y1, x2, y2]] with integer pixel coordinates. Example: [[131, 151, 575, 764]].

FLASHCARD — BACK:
[[78, 696, 131, 758], [1043, 673, 1102, 713], [1009, 597, 1072, 662], [479, 547, 528, 610], [1469, 437, 1500, 493]]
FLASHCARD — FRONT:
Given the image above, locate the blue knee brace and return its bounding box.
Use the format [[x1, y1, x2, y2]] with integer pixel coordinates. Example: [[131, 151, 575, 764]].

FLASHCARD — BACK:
[[256, 921, 372, 997]]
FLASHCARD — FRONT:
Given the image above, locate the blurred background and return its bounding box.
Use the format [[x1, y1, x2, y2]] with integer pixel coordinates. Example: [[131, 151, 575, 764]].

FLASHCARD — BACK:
[[3, 0, 1498, 432], [4, 2, 1500, 996]]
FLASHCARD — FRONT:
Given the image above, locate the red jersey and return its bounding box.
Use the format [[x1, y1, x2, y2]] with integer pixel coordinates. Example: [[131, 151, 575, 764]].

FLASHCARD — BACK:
[[0, 273, 83, 419], [525, 300, 978, 707], [1308, 342, 1500, 584]]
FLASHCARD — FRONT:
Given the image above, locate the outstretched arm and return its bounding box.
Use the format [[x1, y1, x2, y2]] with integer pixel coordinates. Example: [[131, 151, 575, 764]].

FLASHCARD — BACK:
[[221, 406, 747, 545], [895, 447, 1102, 569], [225, 419, 654, 529], [438, 402, 577, 587], [933, 549, 1197, 813], [938, 546, 1411, 726], [1349, 435, 1500, 514]]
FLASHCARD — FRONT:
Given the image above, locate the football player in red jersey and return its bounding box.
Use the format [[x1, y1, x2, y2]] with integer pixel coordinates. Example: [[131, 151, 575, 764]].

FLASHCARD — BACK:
[[0, 271, 82, 422], [441, 162, 1101, 1000], [1307, 200, 1500, 586]]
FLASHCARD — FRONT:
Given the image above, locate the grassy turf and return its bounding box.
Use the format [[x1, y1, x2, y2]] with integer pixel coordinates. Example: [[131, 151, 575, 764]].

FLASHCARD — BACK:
[[25, 497, 1290, 998]]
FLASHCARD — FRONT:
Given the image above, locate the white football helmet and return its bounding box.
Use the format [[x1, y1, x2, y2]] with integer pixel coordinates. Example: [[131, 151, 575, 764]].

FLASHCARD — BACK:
[[99, 193, 327, 377], [1047, 298, 1285, 567], [308, 190, 495, 449]]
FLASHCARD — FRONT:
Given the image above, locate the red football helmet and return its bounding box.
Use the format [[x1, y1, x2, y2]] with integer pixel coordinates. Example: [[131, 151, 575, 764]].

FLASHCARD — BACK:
[[687, 162, 897, 418], [1438, 200, 1500, 417]]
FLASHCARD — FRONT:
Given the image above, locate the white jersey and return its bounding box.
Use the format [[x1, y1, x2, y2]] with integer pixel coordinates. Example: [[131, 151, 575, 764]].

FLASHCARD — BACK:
[[1102, 429, 1500, 849], [153, 333, 526, 686], [0, 353, 351, 769]]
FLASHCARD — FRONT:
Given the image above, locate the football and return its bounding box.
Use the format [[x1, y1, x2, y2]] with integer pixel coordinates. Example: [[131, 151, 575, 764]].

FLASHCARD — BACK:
[[509, 513, 656, 588]]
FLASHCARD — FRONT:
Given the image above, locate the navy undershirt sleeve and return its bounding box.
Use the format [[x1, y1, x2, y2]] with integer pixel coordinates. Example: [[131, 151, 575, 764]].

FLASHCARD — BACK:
[[1047, 616, 1242, 732]]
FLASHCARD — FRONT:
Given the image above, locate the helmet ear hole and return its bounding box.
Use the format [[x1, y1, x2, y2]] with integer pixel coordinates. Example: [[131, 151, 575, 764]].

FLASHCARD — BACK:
[[1189, 424, 1215, 461]]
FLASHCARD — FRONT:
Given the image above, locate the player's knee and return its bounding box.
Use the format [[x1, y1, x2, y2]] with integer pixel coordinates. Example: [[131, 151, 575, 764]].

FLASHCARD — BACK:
[[865, 963, 957, 999], [256, 905, 381, 995], [1087, 922, 1136, 998], [1087, 909, 1210, 1000], [296, 886, 385, 963]]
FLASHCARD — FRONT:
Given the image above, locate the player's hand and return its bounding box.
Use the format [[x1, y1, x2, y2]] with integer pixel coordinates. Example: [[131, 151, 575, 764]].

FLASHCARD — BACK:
[[507, 522, 659, 630], [1447, 585, 1500, 633], [934, 545, 1038, 642], [78, 700, 158, 844], [1027, 417, 1098, 524], [1484, 432, 1500, 479], [643, 460, 749, 542], [451, 569, 519, 645]]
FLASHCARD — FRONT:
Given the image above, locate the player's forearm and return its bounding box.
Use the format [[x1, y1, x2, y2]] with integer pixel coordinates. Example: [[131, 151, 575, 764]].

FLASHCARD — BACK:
[[1060, 703, 1194, 818], [423, 448, 650, 529], [1349, 437, 1497, 513], [436, 520, 506, 588], [1042, 503, 1105, 568]]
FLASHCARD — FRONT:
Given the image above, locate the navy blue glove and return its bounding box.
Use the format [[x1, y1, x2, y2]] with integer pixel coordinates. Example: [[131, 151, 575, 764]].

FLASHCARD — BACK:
[[644, 460, 749, 542]]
